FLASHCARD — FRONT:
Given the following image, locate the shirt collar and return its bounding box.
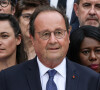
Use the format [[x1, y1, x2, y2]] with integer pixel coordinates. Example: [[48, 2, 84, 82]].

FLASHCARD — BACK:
[[37, 57, 49, 78], [37, 57, 66, 78], [55, 58, 66, 78]]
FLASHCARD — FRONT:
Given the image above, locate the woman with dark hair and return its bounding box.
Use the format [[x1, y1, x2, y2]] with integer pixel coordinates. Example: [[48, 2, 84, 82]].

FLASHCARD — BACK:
[[15, 0, 49, 60], [0, 14, 27, 71], [0, 0, 16, 15], [67, 25, 100, 73]]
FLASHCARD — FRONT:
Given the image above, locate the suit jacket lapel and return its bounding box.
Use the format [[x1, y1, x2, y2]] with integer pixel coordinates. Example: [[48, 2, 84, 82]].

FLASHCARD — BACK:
[[23, 57, 79, 90], [66, 58, 79, 90], [24, 57, 42, 90]]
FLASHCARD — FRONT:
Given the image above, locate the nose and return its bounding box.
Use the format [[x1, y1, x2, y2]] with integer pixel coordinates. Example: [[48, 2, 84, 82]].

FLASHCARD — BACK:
[[48, 33, 57, 44], [0, 41, 2, 46], [89, 51, 97, 61], [89, 6, 96, 16]]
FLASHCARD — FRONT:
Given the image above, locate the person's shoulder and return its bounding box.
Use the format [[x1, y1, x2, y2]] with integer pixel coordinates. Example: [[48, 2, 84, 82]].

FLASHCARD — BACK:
[[68, 59, 99, 77], [0, 58, 36, 75], [67, 58, 100, 90], [0, 58, 38, 89]]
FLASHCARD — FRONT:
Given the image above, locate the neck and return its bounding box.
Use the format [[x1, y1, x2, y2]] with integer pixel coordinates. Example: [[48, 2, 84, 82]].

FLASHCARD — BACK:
[[0, 50, 17, 71], [39, 56, 64, 68], [0, 56, 16, 71], [24, 37, 36, 60]]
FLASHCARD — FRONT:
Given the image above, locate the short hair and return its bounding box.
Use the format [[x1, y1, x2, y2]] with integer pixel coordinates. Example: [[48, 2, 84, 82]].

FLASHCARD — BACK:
[[15, 0, 49, 19], [29, 5, 70, 38], [67, 25, 100, 63], [76, 0, 80, 5], [11, 0, 16, 6], [0, 14, 27, 63]]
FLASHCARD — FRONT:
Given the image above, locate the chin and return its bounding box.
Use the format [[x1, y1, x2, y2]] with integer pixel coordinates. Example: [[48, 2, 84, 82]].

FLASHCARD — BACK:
[[85, 22, 99, 27], [89, 24, 99, 27], [47, 54, 63, 60]]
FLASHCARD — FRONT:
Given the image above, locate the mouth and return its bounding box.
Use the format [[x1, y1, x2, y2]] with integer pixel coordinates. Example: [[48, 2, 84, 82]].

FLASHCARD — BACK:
[[48, 47, 60, 50], [47, 46, 61, 52], [0, 48, 5, 51], [87, 18, 98, 22], [89, 64, 99, 70]]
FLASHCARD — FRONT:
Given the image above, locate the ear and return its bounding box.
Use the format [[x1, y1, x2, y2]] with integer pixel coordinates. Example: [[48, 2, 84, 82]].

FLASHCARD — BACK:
[[74, 3, 79, 17], [30, 34, 35, 46], [11, 7, 15, 15], [16, 34, 21, 45]]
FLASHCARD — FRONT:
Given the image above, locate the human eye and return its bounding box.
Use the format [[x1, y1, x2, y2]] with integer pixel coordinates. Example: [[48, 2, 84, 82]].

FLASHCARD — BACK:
[[81, 49, 90, 55], [1, 1, 8, 4], [56, 30, 62, 34], [55, 30, 63, 36], [82, 3, 91, 8], [39, 31, 50, 39], [95, 48, 100, 53], [21, 14, 31, 21], [42, 31, 50, 36], [1, 34, 9, 39], [95, 4, 100, 9], [23, 15, 30, 19]]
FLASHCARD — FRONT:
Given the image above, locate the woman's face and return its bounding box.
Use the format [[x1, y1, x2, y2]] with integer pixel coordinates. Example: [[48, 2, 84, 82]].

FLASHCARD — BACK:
[[19, 8, 35, 38], [0, 20, 21, 60], [79, 37, 100, 73], [0, 0, 15, 15]]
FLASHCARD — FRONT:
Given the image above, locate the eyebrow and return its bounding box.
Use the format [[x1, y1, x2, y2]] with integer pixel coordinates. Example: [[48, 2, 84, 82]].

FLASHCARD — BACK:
[[0, 32, 8, 34]]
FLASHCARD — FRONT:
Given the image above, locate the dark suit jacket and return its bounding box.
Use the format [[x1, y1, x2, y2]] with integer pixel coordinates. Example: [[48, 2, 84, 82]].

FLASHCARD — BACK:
[[0, 57, 100, 90], [57, 0, 79, 33], [70, 0, 79, 33]]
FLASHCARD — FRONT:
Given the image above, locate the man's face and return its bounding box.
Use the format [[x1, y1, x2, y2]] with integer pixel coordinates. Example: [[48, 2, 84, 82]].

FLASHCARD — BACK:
[[31, 11, 70, 68], [0, 0, 15, 15], [74, 0, 100, 27]]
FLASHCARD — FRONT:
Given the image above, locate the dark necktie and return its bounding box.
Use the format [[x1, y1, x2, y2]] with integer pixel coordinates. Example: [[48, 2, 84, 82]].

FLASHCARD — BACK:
[[57, 0, 66, 11], [46, 69, 57, 90]]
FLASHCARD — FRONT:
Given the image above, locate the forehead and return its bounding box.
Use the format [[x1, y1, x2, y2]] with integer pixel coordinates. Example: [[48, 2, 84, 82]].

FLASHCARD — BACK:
[[22, 7, 35, 14], [35, 11, 64, 22], [34, 11, 66, 32], [0, 20, 14, 33], [80, 0, 100, 4], [81, 37, 100, 47]]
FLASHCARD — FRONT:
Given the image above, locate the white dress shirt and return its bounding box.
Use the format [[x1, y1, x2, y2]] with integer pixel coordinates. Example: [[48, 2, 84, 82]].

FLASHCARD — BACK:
[[37, 57, 66, 90], [50, 0, 74, 23]]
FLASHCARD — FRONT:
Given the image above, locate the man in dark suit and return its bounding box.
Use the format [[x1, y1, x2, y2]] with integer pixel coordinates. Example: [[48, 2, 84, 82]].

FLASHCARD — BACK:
[[0, 5, 100, 90], [74, 0, 100, 28], [49, 0, 79, 32]]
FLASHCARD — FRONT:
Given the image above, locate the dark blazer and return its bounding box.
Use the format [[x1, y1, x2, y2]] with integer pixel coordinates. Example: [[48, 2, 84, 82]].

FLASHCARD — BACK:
[[57, 0, 79, 33], [0, 57, 100, 90], [70, 0, 79, 33]]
